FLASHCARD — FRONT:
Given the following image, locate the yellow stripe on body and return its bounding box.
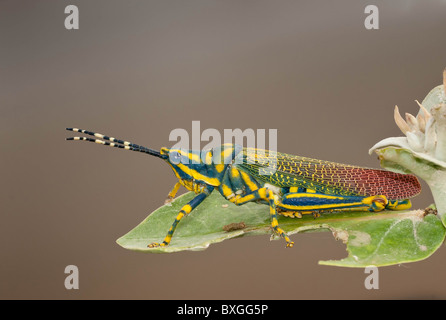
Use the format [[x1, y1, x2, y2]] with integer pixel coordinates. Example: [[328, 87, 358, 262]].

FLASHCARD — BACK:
[[231, 167, 240, 177], [215, 164, 225, 173], [205, 151, 213, 165], [222, 145, 234, 162], [174, 150, 201, 164], [285, 193, 342, 200], [257, 188, 268, 199], [278, 201, 365, 211], [240, 171, 258, 192], [176, 163, 221, 186], [278, 193, 365, 211], [236, 193, 256, 203], [221, 184, 234, 198]]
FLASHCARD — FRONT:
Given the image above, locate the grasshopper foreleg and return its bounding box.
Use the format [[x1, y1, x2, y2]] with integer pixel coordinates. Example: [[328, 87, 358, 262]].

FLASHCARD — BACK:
[[164, 182, 182, 205], [148, 185, 214, 248]]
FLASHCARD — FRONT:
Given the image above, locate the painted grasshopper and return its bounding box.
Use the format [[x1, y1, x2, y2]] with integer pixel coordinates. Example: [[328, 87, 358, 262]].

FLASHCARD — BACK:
[[66, 128, 421, 248]]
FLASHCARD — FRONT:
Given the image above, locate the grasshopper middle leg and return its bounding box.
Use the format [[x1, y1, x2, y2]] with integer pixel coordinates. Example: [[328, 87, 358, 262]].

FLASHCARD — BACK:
[[218, 167, 294, 247]]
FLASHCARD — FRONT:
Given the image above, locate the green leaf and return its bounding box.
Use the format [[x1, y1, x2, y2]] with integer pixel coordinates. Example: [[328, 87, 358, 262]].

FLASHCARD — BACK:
[[116, 192, 446, 267], [319, 210, 444, 267]]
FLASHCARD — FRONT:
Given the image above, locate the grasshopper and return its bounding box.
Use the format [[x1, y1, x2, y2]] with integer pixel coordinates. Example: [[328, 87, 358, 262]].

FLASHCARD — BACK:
[[66, 128, 421, 248]]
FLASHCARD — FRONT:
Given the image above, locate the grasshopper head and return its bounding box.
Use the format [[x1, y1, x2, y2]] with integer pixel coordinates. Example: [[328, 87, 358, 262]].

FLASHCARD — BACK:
[[159, 147, 210, 191], [159, 144, 240, 190]]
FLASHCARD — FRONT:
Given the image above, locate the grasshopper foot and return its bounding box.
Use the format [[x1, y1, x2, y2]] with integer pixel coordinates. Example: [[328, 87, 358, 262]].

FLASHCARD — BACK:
[[164, 197, 174, 205], [147, 242, 168, 248], [271, 226, 294, 248], [312, 212, 321, 218]]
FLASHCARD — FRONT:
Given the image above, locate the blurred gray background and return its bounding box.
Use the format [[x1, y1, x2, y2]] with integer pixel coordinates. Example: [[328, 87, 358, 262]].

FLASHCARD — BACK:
[[1, 0, 446, 299]]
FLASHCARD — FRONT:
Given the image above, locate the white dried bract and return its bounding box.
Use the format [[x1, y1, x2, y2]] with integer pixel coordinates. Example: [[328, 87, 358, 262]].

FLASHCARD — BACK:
[[369, 68, 446, 226], [394, 102, 441, 156], [389, 69, 446, 161]]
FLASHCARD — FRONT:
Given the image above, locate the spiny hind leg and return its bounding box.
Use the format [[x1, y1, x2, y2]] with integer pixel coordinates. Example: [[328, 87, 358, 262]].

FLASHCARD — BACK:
[[278, 192, 389, 213], [362, 195, 388, 212], [148, 186, 213, 248], [386, 199, 412, 211], [234, 187, 294, 248]]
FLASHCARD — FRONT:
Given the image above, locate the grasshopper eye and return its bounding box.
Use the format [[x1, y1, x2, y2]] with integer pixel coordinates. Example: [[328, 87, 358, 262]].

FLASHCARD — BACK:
[[170, 151, 181, 164]]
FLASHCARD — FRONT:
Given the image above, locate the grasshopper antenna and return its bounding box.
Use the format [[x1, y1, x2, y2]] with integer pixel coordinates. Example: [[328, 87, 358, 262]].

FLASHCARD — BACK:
[[66, 128, 166, 159]]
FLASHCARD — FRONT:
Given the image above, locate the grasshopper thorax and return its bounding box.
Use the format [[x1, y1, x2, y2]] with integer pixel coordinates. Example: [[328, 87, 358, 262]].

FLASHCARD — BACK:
[[159, 144, 243, 191]]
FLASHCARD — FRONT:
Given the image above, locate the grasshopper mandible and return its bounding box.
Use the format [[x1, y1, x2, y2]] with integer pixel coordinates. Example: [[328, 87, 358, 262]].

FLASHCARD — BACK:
[[66, 128, 421, 248]]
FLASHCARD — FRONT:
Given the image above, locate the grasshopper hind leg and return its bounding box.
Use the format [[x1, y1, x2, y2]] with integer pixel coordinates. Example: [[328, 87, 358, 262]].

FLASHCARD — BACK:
[[386, 199, 412, 211], [277, 192, 389, 214]]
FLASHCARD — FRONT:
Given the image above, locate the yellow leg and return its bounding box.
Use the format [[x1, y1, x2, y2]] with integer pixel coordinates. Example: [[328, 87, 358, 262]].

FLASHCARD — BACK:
[[149, 187, 213, 248], [362, 195, 388, 212], [164, 182, 182, 204], [278, 193, 389, 213], [386, 199, 412, 211], [234, 188, 294, 248]]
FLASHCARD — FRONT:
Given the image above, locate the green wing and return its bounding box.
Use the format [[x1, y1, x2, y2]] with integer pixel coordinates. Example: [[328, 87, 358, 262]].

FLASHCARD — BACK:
[[235, 148, 361, 196], [234, 148, 421, 199]]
